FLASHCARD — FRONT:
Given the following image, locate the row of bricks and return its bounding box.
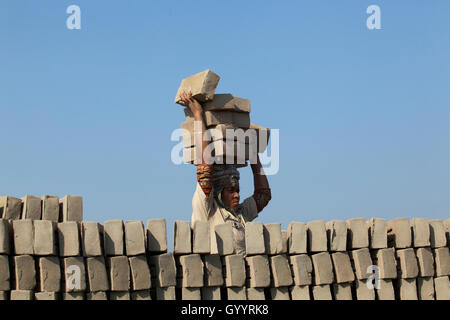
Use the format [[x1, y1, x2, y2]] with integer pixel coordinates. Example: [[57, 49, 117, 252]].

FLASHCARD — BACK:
[[0, 195, 82, 222]]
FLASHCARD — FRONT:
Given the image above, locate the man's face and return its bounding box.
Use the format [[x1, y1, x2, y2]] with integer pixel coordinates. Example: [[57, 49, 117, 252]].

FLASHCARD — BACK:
[[221, 184, 240, 212]]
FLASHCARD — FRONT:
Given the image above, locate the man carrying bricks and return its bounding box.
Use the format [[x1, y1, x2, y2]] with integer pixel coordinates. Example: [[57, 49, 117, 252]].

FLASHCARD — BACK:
[[178, 90, 271, 256]]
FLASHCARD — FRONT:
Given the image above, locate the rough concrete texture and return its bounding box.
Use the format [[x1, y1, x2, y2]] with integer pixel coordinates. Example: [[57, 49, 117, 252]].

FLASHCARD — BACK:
[[21, 195, 42, 220], [396, 248, 419, 279], [290, 285, 310, 300], [13, 219, 34, 255], [225, 254, 246, 287], [270, 254, 293, 287], [246, 287, 265, 300], [332, 282, 353, 300], [179, 254, 204, 288], [398, 278, 418, 300], [415, 247, 435, 277], [57, 222, 80, 257], [63, 292, 85, 300], [202, 286, 221, 300], [289, 254, 313, 286], [306, 220, 328, 252], [227, 286, 247, 300], [175, 69, 220, 104], [376, 279, 396, 300], [311, 252, 334, 285], [246, 255, 270, 287], [173, 220, 192, 254], [354, 279, 375, 300], [444, 218, 450, 244], [10, 290, 33, 300], [149, 253, 177, 288], [146, 219, 168, 253], [81, 221, 103, 256], [129, 255, 152, 290], [14, 255, 36, 290], [312, 285, 332, 300], [331, 252, 355, 283], [411, 218, 430, 247], [156, 286, 176, 300], [281, 230, 288, 253], [86, 256, 110, 292], [350, 248, 373, 280], [87, 291, 108, 300], [104, 220, 125, 256], [214, 222, 234, 255], [0, 219, 11, 254], [203, 94, 251, 113], [263, 223, 283, 255], [417, 277, 435, 300], [434, 276, 450, 300], [187, 109, 250, 129], [367, 217, 387, 249], [434, 247, 450, 277], [387, 218, 412, 249], [326, 220, 347, 252], [41, 195, 60, 221], [35, 292, 59, 300], [429, 219, 447, 248], [0, 196, 22, 220], [373, 248, 397, 279], [346, 218, 369, 249], [192, 220, 210, 254], [131, 290, 151, 300], [109, 291, 130, 300], [63, 256, 87, 292], [182, 287, 201, 300], [203, 254, 223, 287], [39, 256, 61, 292], [124, 220, 146, 256], [0, 255, 10, 291], [245, 222, 265, 255], [287, 222, 307, 254], [108, 256, 130, 291], [271, 287, 290, 300], [61, 195, 83, 222], [33, 220, 56, 255]]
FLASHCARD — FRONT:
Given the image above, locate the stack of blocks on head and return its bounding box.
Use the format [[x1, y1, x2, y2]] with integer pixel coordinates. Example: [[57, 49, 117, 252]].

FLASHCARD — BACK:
[[175, 70, 270, 167], [0, 196, 449, 300]]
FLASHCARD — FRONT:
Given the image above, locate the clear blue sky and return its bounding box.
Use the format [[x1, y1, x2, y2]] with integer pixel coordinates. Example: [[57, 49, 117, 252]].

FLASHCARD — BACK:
[[1, 1, 449, 248]]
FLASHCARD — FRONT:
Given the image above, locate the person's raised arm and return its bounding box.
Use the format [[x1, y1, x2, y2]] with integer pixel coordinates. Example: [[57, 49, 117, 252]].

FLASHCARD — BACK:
[[251, 154, 271, 213]]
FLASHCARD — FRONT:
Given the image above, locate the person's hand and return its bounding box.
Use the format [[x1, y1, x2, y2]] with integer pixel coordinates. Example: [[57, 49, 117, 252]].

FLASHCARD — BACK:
[[178, 90, 203, 115]]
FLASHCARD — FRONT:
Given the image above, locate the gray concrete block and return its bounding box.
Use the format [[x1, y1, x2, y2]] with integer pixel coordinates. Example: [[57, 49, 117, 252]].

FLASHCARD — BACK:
[[429, 219, 447, 248], [149, 253, 177, 287], [0, 196, 22, 219], [214, 223, 234, 255], [306, 220, 327, 252], [367, 217, 387, 249], [131, 290, 152, 300], [434, 276, 450, 300], [86, 256, 110, 292], [415, 247, 435, 277], [270, 254, 293, 287], [373, 248, 397, 279], [13, 219, 34, 255], [14, 255, 36, 290], [270, 287, 290, 300], [444, 218, 450, 245], [0, 219, 11, 255], [354, 279, 375, 300], [104, 220, 124, 256], [109, 291, 130, 300], [376, 279, 395, 300], [202, 286, 221, 300], [289, 285, 310, 300], [62, 292, 84, 300], [35, 292, 59, 300], [125, 220, 146, 256], [0, 255, 10, 291], [411, 218, 430, 247], [61, 195, 83, 222], [287, 222, 307, 254], [263, 223, 283, 255], [146, 219, 168, 253], [192, 221, 210, 254], [182, 287, 201, 300], [175, 69, 220, 104], [129, 255, 152, 291], [39, 256, 61, 292], [281, 230, 288, 254], [0, 291, 7, 300], [224, 254, 246, 287], [173, 220, 192, 255], [34, 220, 56, 255], [10, 290, 33, 300], [57, 222, 80, 257], [417, 277, 435, 300], [81, 221, 103, 257], [108, 256, 130, 291], [332, 282, 353, 300], [246, 287, 265, 300], [156, 286, 176, 300], [326, 220, 347, 252], [434, 247, 450, 277], [41, 195, 60, 221], [86, 291, 108, 300], [63, 256, 87, 292], [346, 217, 369, 249], [350, 248, 373, 280], [312, 285, 332, 300], [203, 254, 223, 287], [227, 287, 247, 300], [245, 222, 265, 255], [396, 248, 419, 279], [398, 278, 418, 300], [289, 254, 312, 286], [203, 94, 251, 113], [387, 218, 411, 249], [179, 254, 203, 288], [331, 252, 355, 283], [21, 195, 41, 220], [311, 252, 334, 285], [201, 110, 250, 129], [246, 255, 270, 287]]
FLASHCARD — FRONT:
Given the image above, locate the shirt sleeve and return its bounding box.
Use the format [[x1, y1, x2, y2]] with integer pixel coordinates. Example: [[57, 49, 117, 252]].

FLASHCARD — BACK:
[[238, 196, 259, 222], [192, 182, 216, 222]]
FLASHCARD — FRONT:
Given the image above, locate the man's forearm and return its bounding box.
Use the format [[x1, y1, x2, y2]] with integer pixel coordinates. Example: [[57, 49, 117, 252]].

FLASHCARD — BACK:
[[251, 156, 271, 212]]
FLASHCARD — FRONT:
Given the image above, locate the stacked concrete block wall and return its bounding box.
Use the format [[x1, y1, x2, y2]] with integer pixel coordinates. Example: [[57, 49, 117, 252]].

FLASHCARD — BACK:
[[0, 198, 449, 300]]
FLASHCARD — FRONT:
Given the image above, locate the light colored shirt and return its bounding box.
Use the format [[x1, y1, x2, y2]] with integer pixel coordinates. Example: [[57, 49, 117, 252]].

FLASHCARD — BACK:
[[191, 182, 258, 256]]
